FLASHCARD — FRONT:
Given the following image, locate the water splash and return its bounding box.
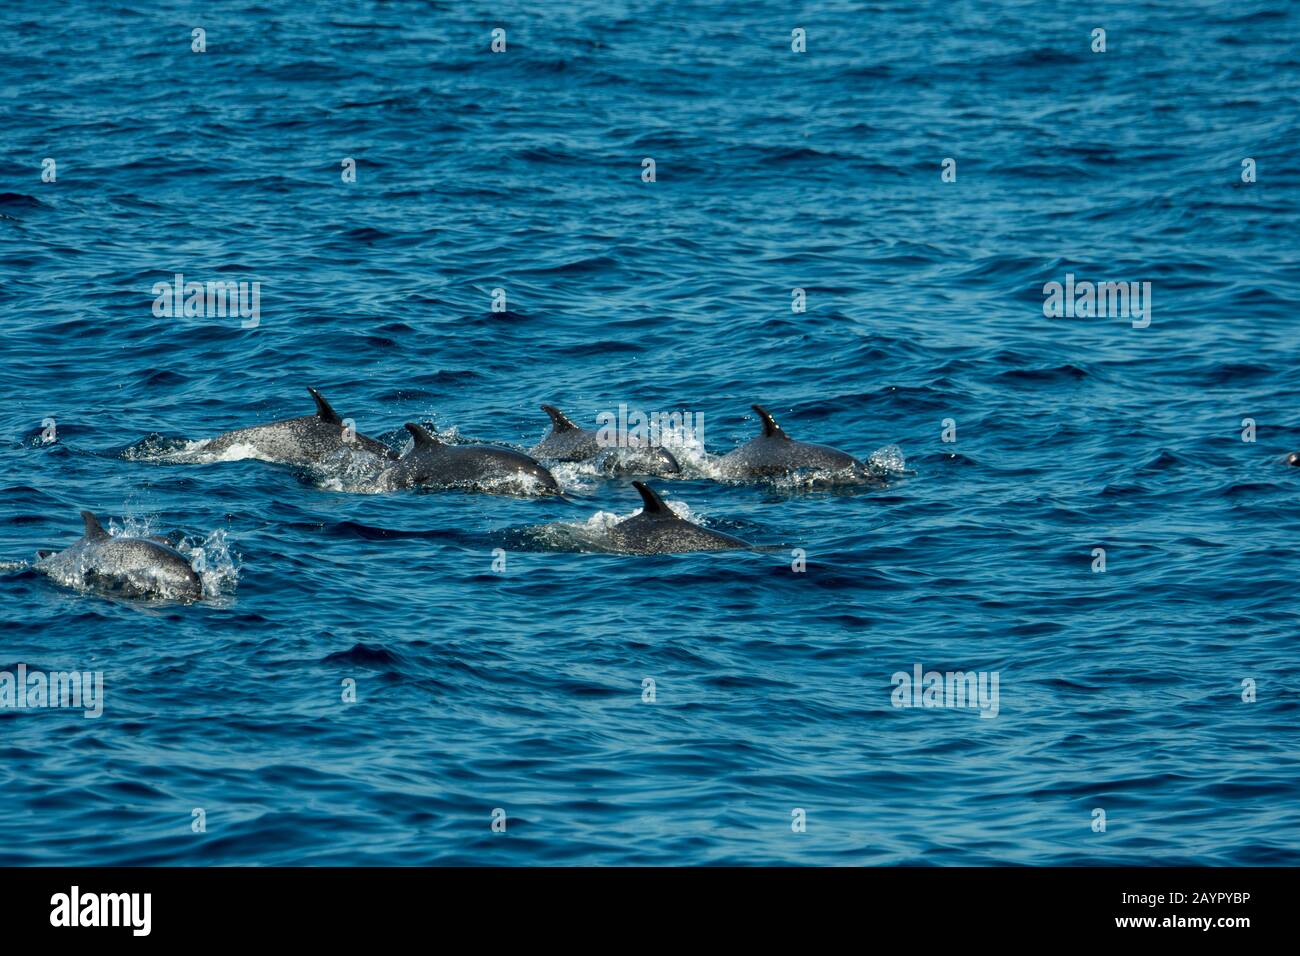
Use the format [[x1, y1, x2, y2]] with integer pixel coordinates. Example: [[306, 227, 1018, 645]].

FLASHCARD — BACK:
[[176, 527, 241, 598]]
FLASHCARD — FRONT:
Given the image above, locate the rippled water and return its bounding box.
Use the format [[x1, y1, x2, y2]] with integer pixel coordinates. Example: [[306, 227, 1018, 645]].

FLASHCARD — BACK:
[[2, 1, 1299, 865]]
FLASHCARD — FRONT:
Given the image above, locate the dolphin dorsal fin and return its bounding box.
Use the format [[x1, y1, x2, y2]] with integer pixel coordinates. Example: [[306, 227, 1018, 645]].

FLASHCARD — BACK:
[[307, 387, 343, 425], [752, 404, 789, 440], [80, 510, 109, 540], [404, 422, 441, 449], [541, 404, 580, 433], [632, 481, 672, 515]]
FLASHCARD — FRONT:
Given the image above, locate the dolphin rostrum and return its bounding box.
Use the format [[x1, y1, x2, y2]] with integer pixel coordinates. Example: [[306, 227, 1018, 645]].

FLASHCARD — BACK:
[[717, 404, 869, 481], [604, 482, 751, 554], [199, 387, 396, 466], [381, 422, 562, 496], [35, 511, 203, 601], [530, 404, 681, 477]]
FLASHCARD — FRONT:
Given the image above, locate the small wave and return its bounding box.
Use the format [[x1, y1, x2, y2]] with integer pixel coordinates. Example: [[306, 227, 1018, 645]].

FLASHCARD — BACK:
[[324, 521, 462, 543], [0, 192, 50, 210], [1136, 449, 1186, 472], [995, 364, 1089, 384], [515, 255, 620, 275], [321, 643, 404, 667]]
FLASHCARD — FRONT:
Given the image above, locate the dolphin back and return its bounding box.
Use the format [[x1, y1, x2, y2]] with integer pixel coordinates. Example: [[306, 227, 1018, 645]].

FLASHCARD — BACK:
[[607, 483, 751, 554], [718, 404, 866, 481]]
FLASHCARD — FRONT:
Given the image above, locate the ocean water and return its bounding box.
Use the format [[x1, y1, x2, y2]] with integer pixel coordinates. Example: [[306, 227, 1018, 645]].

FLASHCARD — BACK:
[[2, 0, 1299, 866]]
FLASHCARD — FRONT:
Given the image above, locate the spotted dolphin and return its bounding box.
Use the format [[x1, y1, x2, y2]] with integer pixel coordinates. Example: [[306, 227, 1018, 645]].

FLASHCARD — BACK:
[[199, 387, 396, 466], [381, 422, 562, 496], [717, 404, 869, 481], [604, 482, 751, 554], [530, 404, 681, 477], [35, 511, 203, 601]]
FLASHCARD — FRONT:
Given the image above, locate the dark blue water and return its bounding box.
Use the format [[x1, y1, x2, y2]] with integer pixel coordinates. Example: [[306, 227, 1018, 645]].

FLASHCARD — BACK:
[[2, 1, 1299, 865]]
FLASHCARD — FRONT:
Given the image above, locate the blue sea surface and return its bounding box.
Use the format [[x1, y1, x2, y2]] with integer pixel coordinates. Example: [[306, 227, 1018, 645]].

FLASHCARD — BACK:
[[2, 1, 1299, 865]]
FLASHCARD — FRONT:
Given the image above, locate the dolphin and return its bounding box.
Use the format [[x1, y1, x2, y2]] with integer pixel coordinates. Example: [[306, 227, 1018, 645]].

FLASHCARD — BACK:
[[604, 482, 752, 554], [198, 387, 397, 466], [1287, 452, 1300, 467], [530, 404, 681, 477], [35, 511, 203, 601], [381, 423, 562, 496], [717, 404, 869, 481]]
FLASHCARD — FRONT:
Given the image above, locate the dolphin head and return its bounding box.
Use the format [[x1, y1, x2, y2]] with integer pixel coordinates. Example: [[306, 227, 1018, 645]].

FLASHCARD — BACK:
[[502, 446, 563, 495], [647, 446, 682, 475], [622, 443, 682, 477]]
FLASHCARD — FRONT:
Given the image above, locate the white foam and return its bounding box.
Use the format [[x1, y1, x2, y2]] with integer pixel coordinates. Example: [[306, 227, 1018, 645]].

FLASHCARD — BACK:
[[129, 437, 260, 464]]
